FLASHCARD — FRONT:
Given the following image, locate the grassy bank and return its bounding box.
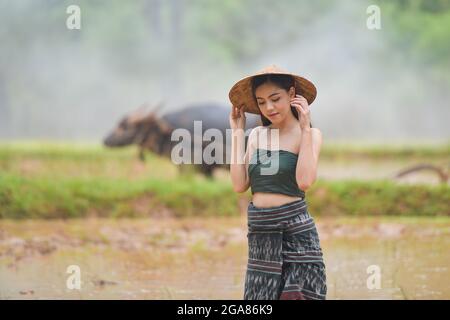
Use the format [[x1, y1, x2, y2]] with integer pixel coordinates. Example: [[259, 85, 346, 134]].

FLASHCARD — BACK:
[[0, 173, 448, 219], [0, 141, 448, 219], [0, 173, 238, 219]]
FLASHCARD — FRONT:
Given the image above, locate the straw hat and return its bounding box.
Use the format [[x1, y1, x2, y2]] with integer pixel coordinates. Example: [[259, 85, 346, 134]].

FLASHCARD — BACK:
[[228, 64, 317, 115]]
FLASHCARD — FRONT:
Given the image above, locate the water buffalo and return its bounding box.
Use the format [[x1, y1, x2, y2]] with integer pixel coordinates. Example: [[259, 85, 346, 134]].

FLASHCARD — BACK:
[[103, 103, 262, 178]]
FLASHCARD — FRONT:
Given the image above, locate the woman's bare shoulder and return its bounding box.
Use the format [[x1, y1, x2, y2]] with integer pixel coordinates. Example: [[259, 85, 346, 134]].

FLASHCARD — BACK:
[[248, 125, 264, 140], [309, 127, 323, 151], [297, 127, 322, 151], [246, 126, 264, 153], [310, 127, 323, 140]]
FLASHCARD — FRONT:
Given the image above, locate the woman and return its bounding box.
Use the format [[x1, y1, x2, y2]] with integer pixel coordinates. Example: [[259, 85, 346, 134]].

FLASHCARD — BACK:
[[228, 65, 327, 300]]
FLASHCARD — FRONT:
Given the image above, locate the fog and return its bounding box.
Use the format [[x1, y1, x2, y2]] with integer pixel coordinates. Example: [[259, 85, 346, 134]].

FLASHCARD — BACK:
[[0, 0, 448, 143]]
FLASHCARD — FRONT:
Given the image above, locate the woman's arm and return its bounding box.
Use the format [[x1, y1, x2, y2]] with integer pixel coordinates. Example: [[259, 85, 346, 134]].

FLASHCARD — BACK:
[[229, 105, 250, 193], [295, 127, 322, 191], [230, 127, 253, 193]]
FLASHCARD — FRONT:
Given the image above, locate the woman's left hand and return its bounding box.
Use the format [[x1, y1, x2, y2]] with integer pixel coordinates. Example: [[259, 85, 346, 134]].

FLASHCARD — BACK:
[[290, 94, 311, 130]]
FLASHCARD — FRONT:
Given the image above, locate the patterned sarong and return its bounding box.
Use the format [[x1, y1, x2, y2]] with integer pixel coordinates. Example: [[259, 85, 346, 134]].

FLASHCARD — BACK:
[[244, 198, 327, 300]]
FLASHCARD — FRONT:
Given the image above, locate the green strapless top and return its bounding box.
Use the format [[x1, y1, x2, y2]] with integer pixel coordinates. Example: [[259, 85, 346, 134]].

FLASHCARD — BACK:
[[248, 148, 305, 198]]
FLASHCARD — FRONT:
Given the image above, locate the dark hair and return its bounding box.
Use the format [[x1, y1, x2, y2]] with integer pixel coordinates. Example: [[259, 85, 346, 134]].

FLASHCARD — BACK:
[[251, 74, 313, 128]]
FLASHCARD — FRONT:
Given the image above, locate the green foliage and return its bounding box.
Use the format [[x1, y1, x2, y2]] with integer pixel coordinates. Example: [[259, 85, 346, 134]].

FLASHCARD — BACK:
[[309, 179, 450, 217], [0, 172, 240, 219], [0, 142, 448, 219]]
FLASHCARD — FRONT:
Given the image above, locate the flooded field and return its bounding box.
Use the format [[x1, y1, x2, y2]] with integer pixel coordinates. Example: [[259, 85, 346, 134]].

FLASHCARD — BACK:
[[1, 215, 449, 299]]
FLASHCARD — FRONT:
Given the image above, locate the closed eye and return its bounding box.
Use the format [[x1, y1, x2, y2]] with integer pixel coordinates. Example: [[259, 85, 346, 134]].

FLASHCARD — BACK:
[[258, 98, 280, 105]]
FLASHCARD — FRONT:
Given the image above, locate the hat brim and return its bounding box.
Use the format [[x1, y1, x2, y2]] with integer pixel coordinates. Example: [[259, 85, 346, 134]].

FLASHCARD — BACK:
[[228, 72, 317, 115]]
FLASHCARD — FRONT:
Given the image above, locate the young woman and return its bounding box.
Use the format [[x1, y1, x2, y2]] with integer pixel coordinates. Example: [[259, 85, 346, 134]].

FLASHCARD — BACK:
[[228, 65, 327, 300]]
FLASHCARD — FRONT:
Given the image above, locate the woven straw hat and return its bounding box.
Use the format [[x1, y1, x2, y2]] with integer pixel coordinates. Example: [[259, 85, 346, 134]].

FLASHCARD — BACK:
[[228, 64, 317, 115]]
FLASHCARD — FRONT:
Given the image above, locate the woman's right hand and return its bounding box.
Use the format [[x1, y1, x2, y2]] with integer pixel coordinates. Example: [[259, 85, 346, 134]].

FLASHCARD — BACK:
[[229, 105, 246, 130]]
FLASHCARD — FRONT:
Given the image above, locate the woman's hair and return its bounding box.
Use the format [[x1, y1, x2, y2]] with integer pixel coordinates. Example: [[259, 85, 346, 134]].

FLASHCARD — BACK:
[[251, 74, 313, 128]]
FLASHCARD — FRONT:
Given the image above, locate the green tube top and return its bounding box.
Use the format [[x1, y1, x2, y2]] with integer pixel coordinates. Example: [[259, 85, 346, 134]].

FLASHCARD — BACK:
[[248, 148, 305, 198]]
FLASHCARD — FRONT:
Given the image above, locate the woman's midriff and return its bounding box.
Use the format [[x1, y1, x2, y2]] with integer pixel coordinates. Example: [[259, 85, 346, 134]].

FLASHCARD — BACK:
[[251, 192, 303, 208]]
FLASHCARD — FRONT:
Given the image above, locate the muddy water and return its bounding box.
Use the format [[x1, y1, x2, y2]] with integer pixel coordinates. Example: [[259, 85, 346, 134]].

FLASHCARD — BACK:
[[0, 216, 449, 299]]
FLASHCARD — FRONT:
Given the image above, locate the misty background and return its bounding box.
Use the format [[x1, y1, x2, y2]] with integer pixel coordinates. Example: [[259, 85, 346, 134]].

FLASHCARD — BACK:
[[0, 0, 449, 143]]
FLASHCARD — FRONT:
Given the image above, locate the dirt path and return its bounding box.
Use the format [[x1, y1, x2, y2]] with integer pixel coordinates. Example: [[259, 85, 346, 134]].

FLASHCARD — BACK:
[[0, 216, 449, 299]]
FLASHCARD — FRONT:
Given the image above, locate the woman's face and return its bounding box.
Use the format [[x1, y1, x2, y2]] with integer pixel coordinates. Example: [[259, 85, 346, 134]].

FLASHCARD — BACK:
[[255, 82, 295, 124]]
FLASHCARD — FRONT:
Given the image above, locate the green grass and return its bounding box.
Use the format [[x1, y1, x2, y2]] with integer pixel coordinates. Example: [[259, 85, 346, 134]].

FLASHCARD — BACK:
[[1, 173, 448, 219], [308, 179, 450, 217], [0, 173, 239, 219], [1, 140, 448, 160], [0, 141, 449, 219]]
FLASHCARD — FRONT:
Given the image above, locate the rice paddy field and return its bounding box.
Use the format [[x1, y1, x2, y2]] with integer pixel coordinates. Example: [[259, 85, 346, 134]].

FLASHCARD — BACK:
[[0, 141, 449, 299]]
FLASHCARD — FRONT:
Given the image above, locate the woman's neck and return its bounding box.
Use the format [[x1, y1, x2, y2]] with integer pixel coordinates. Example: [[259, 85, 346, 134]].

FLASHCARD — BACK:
[[268, 113, 299, 134]]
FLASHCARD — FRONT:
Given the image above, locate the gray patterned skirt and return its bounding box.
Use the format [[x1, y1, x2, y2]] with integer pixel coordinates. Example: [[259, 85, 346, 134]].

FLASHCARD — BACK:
[[244, 198, 327, 300]]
